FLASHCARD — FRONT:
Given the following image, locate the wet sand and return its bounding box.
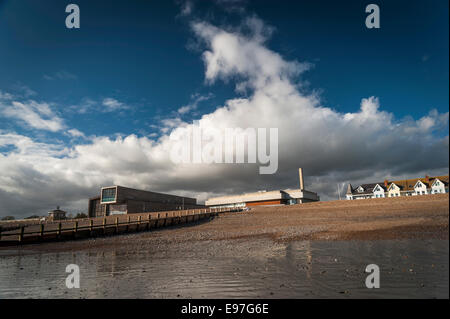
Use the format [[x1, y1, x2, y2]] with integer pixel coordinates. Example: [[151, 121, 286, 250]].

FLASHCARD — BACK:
[[0, 194, 448, 298], [0, 238, 447, 298]]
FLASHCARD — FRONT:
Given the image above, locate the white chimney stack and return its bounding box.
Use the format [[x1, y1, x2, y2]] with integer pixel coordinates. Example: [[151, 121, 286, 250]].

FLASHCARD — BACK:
[[299, 168, 304, 190]]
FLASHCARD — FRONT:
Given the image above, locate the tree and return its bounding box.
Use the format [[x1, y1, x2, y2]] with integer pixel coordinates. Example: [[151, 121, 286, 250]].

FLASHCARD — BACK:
[[75, 213, 87, 219], [1, 216, 15, 221]]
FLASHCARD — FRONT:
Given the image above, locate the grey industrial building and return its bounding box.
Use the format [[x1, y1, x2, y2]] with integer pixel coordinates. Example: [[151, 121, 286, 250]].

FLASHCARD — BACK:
[[88, 185, 203, 217]]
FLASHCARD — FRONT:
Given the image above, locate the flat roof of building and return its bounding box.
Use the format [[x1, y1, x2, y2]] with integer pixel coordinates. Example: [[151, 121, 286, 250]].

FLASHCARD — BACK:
[[205, 188, 319, 206]]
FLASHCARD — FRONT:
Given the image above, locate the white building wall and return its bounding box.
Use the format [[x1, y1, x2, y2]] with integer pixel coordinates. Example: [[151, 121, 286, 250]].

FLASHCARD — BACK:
[[373, 184, 386, 198], [388, 185, 401, 197], [414, 181, 428, 195], [431, 180, 446, 194]]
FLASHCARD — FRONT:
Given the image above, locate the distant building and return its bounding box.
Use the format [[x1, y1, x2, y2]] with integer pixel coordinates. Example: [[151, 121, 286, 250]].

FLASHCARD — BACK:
[[346, 175, 449, 200], [205, 168, 320, 208], [47, 206, 67, 221], [88, 185, 203, 217], [431, 178, 448, 194]]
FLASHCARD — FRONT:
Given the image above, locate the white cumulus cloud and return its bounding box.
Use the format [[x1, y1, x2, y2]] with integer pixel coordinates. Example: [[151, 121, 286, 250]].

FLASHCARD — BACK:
[[0, 99, 64, 132], [0, 16, 448, 218], [102, 98, 129, 112]]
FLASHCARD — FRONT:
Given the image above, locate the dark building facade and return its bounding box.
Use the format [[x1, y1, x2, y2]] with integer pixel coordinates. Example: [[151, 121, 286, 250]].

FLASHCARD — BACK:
[[88, 185, 203, 217]]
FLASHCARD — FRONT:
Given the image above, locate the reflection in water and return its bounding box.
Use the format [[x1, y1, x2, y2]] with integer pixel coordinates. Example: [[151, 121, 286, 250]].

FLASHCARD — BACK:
[[0, 239, 448, 298]]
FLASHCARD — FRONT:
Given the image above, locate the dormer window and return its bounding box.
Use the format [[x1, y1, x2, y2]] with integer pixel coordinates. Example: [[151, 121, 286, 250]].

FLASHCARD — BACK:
[[357, 186, 364, 193]]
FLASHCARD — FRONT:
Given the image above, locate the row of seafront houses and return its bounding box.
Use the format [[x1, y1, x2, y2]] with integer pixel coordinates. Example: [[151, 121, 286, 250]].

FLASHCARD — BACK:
[[346, 175, 449, 200]]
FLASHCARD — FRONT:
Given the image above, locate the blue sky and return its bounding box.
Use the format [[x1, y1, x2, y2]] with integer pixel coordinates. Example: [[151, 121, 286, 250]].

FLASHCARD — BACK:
[[0, 0, 448, 216], [0, 0, 448, 140]]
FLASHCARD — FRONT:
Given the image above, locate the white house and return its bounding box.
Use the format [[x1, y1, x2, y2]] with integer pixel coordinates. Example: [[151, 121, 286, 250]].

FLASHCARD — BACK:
[[346, 183, 384, 200], [387, 183, 401, 197], [431, 178, 448, 194], [373, 184, 386, 198], [413, 180, 429, 195]]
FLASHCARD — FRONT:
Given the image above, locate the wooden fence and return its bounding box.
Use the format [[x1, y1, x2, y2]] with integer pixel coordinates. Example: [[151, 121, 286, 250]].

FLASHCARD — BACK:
[[0, 207, 242, 246]]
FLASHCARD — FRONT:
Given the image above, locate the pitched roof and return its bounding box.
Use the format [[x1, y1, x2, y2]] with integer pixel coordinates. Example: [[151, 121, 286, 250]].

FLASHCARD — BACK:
[[350, 175, 449, 195], [352, 183, 384, 195], [432, 177, 449, 186], [346, 184, 353, 195], [388, 175, 448, 191]]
